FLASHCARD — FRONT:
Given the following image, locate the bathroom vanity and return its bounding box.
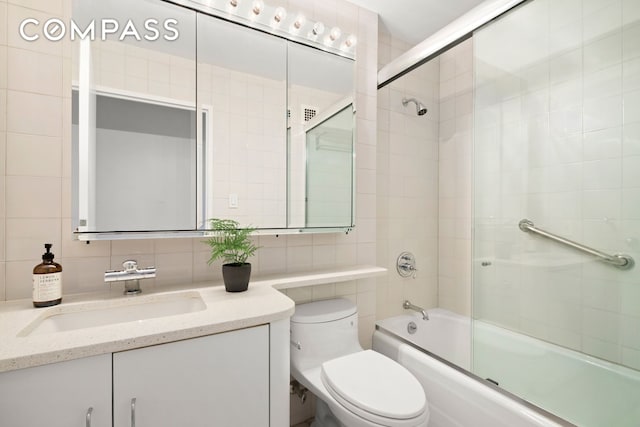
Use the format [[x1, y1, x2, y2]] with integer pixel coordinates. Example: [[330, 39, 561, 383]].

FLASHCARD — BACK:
[[0, 282, 293, 427], [0, 327, 271, 427]]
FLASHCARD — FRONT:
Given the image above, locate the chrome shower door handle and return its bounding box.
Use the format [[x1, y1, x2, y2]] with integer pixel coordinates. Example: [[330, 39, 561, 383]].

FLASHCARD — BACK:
[[131, 398, 137, 427]]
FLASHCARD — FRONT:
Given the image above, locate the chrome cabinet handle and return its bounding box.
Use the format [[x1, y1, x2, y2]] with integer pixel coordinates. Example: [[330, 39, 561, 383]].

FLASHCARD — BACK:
[[86, 407, 93, 427], [131, 398, 137, 427]]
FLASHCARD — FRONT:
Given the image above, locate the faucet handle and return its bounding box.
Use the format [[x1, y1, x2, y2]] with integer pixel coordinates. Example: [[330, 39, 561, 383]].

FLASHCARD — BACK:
[[397, 251, 417, 278], [122, 260, 138, 271]]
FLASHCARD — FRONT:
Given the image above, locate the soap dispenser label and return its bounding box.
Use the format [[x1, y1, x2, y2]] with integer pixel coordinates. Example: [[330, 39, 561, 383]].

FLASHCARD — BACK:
[[33, 273, 62, 302]]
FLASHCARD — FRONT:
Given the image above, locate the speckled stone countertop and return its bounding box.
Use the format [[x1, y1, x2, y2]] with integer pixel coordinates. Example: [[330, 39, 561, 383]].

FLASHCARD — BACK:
[[0, 265, 386, 373]]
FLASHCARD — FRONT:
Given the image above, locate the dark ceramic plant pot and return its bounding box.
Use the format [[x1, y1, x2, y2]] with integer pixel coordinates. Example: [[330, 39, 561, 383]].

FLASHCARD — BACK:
[[222, 263, 251, 292]]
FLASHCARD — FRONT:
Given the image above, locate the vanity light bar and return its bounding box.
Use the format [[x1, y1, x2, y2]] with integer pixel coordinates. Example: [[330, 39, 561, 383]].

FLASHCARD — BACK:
[[189, 0, 356, 57]]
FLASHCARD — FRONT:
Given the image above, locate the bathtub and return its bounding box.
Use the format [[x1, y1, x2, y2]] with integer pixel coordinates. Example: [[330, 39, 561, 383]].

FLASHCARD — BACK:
[[373, 309, 640, 427]]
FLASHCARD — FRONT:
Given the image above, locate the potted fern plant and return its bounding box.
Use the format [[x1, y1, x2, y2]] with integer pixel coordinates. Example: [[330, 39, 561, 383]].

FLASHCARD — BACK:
[[204, 218, 259, 292]]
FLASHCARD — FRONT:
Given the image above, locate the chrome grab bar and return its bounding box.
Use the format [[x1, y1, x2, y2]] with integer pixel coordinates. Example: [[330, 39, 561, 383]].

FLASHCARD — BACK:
[[518, 219, 634, 270]]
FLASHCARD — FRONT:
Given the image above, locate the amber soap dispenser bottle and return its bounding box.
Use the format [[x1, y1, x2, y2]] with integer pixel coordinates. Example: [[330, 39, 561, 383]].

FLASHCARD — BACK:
[[32, 243, 62, 308]]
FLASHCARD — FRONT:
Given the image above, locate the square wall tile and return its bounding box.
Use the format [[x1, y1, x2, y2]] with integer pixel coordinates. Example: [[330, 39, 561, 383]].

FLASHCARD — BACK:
[[584, 32, 622, 74], [5, 259, 33, 300], [155, 252, 193, 287], [5, 218, 61, 261], [192, 250, 222, 284], [258, 246, 286, 274], [5, 175, 62, 218], [6, 133, 61, 177], [61, 256, 111, 295], [311, 283, 336, 300], [583, 0, 621, 42], [7, 90, 62, 136], [7, 48, 62, 96], [583, 127, 622, 160]]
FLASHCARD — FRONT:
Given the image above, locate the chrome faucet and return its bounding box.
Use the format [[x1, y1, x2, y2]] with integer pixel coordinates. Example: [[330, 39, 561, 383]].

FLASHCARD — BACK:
[[105, 260, 156, 295], [403, 300, 429, 320]]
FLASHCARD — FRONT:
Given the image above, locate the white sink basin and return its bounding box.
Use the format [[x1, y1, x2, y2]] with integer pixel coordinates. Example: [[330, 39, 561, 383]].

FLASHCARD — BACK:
[[18, 291, 206, 337]]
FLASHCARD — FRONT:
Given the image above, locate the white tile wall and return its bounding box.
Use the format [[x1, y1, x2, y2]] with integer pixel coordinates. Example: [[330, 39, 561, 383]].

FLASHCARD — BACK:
[[376, 27, 439, 320], [473, 0, 640, 371]]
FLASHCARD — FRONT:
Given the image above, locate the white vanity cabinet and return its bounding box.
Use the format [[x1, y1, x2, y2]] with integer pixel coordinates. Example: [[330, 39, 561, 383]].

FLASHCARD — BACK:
[[0, 354, 112, 427], [113, 325, 270, 427]]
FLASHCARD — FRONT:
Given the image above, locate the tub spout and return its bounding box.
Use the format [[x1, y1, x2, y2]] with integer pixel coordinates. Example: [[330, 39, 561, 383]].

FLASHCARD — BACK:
[[403, 300, 429, 320]]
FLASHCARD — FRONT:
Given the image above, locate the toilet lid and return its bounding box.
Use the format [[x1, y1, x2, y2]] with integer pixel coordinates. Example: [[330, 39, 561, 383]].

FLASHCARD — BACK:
[[321, 350, 426, 421]]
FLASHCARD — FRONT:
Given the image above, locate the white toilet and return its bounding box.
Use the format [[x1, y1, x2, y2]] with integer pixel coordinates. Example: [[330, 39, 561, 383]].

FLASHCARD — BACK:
[[290, 298, 430, 427]]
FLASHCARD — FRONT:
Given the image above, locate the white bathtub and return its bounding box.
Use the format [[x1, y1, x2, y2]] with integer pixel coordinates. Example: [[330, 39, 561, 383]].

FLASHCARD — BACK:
[[373, 309, 640, 427]]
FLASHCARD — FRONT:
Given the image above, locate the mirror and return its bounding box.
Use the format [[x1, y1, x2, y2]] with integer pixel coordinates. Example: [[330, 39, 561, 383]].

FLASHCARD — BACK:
[[287, 43, 355, 228], [196, 14, 287, 230], [72, 0, 197, 233], [72, 0, 355, 237]]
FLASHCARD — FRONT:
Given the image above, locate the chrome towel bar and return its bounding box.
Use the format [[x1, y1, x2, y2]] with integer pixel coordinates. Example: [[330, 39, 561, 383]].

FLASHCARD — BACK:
[[518, 219, 634, 270]]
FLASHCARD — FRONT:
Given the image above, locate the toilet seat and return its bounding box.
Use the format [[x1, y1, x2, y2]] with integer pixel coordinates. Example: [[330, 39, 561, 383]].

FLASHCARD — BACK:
[[321, 350, 428, 425]]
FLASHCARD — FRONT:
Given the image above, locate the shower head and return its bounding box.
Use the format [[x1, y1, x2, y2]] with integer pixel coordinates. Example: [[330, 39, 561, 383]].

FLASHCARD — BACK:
[[402, 97, 428, 116]]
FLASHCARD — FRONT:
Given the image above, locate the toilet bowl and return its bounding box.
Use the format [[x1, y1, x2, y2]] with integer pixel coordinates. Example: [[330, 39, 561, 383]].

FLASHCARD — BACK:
[[290, 298, 429, 427]]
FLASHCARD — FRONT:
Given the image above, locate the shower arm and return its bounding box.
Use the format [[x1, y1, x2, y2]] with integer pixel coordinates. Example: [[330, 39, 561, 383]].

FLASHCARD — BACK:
[[518, 219, 634, 270]]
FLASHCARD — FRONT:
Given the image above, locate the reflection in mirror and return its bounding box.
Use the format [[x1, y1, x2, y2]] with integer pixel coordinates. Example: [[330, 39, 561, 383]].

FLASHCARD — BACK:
[[197, 14, 287, 229], [71, 0, 197, 232], [305, 103, 354, 227], [72, 92, 196, 231], [287, 43, 355, 228]]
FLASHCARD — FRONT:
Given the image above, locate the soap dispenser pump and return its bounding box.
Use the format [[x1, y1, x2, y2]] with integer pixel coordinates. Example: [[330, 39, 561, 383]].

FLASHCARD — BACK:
[[32, 243, 62, 308]]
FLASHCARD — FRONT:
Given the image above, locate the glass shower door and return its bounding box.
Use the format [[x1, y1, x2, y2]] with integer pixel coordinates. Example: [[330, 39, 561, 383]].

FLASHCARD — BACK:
[[472, 0, 640, 424]]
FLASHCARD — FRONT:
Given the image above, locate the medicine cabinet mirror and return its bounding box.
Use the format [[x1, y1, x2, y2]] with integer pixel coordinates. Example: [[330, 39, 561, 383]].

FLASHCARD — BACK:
[[71, 0, 354, 238]]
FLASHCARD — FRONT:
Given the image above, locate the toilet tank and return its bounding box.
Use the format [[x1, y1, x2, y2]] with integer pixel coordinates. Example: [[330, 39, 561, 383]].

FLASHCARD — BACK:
[[290, 298, 363, 374]]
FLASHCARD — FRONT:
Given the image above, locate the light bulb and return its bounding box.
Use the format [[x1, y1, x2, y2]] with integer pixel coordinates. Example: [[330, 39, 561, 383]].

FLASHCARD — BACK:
[[273, 7, 287, 23], [329, 26, 341, 41], [293, 13, 305, 30], [312, 22, 325, 36], [252, 0, 264, 15], [344, 34, 357, 48]]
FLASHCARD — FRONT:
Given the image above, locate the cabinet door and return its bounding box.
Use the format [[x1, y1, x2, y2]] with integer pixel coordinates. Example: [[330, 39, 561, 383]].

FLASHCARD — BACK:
[[0, 354, 112, 427], [113, 325, 269, 427]]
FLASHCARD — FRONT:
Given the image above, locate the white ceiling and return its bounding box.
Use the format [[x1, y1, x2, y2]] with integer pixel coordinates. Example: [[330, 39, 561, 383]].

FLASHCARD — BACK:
[[346, 0, 487, 45]]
